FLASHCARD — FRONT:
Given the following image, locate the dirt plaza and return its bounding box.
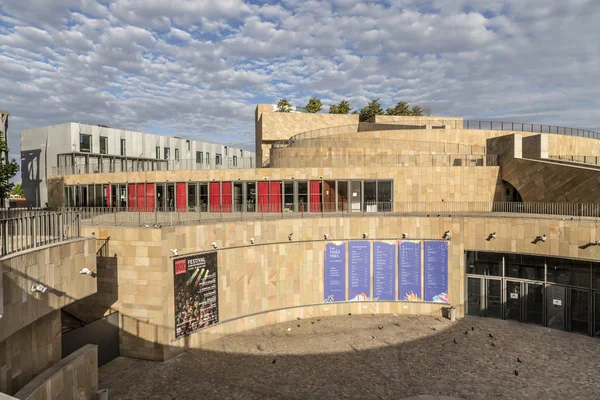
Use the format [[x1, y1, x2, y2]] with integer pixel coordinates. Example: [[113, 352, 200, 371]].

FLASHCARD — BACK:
[[99, 314, 600, 399]]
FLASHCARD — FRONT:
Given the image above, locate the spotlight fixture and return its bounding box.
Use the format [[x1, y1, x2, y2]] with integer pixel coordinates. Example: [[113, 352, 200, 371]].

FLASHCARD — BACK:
[[402, 233, 409, 239], [363, 233, 368, 239], [324, 234, 329, 240], [288, 233, 293, 241], [31, 284, 48, 293], [536, 234, 546, 242], [250, 238, 255, 244], [79, 268, 93, 275], [443, 231, 451, 240], [170, 248, 179, 256], [488, 232, 496, 240], [211, 242, 218, 249]]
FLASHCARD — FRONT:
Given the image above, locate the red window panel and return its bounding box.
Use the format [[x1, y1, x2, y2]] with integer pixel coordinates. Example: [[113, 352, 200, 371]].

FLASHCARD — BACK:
[[221, 182, 232, 213], [127, 184, 137, 211], [310, 181, 321, 213], [269, 181, 282, 213], [176, 183, 187, 211], [136, 183, 146, 210], [105, 185, 111, 208], [209, 182, 221, 212], [145, 184, 155, 212], [257, 181, 269, 212]]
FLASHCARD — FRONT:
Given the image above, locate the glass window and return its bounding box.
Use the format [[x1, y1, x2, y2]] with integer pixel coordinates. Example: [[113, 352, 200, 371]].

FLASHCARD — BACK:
[[206, 152, 209, 165], [546, 257, 573, 286], [465, 251, 502, 276], [186, 140, 190, 151], [233, 156, 237, 167], [199, 183, 208, 211], [284, 181, 294, 211], [337, 180, 348, 212], [216, 153, 222, 165], [164, 147, 170, 160], [505, 254, 545, 281], [246, 182, 256, 212], [156, 146, 160, 159], [593, 263, 600, 290], [297, 181, 308, 211], [364, 181, 377, 211], [196, 151, 203, 164], [188, 183, 197, 208], [175, 149, 180, 161], [100, 136, 108, 154], [120, 139, 126, 156], [377, 180, 393, 212], [80, 134, 92, 153], [225, 146, 228, 155]]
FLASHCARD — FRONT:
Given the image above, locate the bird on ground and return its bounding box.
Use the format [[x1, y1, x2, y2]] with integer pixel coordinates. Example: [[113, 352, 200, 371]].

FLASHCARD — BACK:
[[311, 321, 315, 324], [431, 327, 436, 331], [372, 335, 376, 339], [393, 322, 400, 327], [488, 333, 494, 338], [453, 339, 458, 344], [297, 325, 300, 328], [517, 358, 522, 363], [297, 317, 301, 320], [378, 326, 383, 330], [471, 327, 475, 331], [317, 319, 321, 322], [514, 370, 519, 376], [272, 359, 276, 364], [348, 313, 352, 316], [464, 331, 468, 335], [491, 343, 496, 348]]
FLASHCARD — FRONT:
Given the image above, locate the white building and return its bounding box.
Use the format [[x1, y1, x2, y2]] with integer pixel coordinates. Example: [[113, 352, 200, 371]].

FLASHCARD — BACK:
[[20, 122, 255, 207]]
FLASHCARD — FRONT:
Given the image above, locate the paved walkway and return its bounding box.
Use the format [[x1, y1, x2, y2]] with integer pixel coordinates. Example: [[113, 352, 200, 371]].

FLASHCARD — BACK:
[[99, 315, 600, 399]]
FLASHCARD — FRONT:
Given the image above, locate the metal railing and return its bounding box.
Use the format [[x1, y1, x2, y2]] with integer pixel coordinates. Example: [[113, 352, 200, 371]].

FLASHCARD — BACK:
[[547, 155, 600, 167], [271, 154, 498, 167], [0, 210, 81, 256], [464, 120, 600, 139], [53, 156, 255, 176], [60, 201, 600, 228]]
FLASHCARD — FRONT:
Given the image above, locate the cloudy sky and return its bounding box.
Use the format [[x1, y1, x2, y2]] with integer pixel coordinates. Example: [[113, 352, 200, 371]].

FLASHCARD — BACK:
[[1, 0, 599, 164]]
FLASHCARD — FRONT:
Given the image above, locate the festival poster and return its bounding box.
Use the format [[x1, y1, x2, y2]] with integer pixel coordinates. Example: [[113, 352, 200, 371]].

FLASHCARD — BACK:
[[424, 241, 449, 303], [373, 241, 395, 301], [324, 242, 346, 302], [398, 240, 422, 301], [174, 252, 219, 339], [348, 241, 371, 301]]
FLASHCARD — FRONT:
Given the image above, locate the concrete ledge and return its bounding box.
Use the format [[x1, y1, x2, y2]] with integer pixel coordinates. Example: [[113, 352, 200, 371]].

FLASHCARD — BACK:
[[14, 344, 98, 400]]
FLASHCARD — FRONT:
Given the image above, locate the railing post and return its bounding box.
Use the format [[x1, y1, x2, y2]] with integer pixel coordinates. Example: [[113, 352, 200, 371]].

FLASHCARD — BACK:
[[1, 220, 6, 256]]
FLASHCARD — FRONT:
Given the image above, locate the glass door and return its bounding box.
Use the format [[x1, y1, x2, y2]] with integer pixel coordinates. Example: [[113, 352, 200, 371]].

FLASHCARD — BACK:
[[570, 288, 590, 335], [526, 283, 544, 325], [594, 292, 600, 338], [485, 279, 502, 319], [233, 182, 243, 212], [467, 277, 482, 316], [546, 285, 566, 331], [350, 181, 362, 212], [505, 281, 522, 321]]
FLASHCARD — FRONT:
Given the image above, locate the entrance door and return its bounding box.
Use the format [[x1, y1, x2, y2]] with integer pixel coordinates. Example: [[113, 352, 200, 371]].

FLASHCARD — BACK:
[[526, 283, 544, 325], [485, 279, 502, 319], [505, 281, 522, 321], [467, 277, 482, 316], [350, 181, 362, 212], [546, 285, 566, 330], [570, 288, 590, 335], [233, 183, 243, 212], [594, 292, 600, 338]]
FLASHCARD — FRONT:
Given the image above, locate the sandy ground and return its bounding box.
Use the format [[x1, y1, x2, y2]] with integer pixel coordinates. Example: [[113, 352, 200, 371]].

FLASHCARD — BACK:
[[99, 315, 600, 399]]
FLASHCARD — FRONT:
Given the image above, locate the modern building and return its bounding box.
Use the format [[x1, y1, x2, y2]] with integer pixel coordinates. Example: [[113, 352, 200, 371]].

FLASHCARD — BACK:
[[19, 122, 255, 207], [3, 104, 600, 398]]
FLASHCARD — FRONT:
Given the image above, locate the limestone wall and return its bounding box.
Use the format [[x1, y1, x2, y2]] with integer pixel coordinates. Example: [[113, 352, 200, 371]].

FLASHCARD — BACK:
[[374, 115, 463, 129]]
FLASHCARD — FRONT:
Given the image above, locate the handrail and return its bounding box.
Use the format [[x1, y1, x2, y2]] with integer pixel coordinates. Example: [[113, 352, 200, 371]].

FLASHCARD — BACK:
[[96, 236, 111, 257], [271, 154, 497, 167], [464, 120, 600, 139]]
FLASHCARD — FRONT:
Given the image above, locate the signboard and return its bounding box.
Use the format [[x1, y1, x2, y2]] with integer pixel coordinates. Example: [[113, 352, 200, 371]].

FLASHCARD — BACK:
[[510, 293, 519, 299], [398, 240, 422, 301], [553, 299, 562, 306], [173, 252, 219, 339], [423, 241, 449, 303], [373, 241, 396, 301], [324, 242, 346, 302], [349, 241, 370, 301]]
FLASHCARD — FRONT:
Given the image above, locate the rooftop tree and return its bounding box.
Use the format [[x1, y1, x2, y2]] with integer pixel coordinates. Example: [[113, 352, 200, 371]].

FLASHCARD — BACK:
[[305, 97, 322, 113]]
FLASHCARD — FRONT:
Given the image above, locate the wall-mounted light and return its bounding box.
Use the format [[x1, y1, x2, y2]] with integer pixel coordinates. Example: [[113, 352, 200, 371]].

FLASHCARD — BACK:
[[488, 232, 497, 240], [79, 268, 93, 275], [288, 233, 293, 241], [363, 233, 368, 239], [402, 233, 409, 239], [536, 234, 546, 242], [324, 234, 329, 240], [31, 284, 48, 293], [250, 238, 255, 244], [443, 231, 451, 240], [211, 242, 218, 249], [170, 248, 179, 256]]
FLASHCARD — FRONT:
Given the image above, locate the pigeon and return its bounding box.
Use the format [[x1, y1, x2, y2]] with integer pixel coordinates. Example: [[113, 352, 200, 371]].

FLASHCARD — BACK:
[[431, 327, 436, 331], [372, 335, 376, 339], [517, 358, 522, 363], [297, 317, 302, 320], [488, 333, 494, 338], [348, 313, 352, 316], [311, 321, 315, 325], [272, 359, 276, 364], [372, 314, 375, 316], [464, 331, 468, 335], [378, 326, 383, 330], [514, 370, 519, 376], [393, 322, 400, 327], [491, 343, 496, 348], [453, 339, 458, 344], [471, 327, 475, 331], [297, 325, 300, 328], [317, 319, 321, 322]]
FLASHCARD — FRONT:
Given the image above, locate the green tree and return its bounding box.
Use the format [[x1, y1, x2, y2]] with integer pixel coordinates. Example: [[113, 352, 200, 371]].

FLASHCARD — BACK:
[[305, 97, 322, 113], [329, 100, 352, 114], [386, 101, 411, 116], [410, 105, 424, 116], [276, 99, 292, 112], [11, 183, 24, 197], [358, 98, 384, 122], [0, 133, 19, 202]]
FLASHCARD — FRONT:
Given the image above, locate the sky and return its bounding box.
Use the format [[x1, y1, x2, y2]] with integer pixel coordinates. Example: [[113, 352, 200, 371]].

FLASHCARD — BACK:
[[1, 0, 599, 169]]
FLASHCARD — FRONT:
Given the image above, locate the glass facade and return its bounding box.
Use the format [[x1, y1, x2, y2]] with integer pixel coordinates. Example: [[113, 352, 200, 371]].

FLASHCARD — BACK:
[[100, 136, 108, 154], [80, 134, 92, 153], [466, 251, 599, 338]]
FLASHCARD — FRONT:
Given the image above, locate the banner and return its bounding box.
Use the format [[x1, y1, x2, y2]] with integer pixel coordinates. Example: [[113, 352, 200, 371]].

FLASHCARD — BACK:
[[424, 241, 449, 303], [324, 242, 346, 302], [174, 252, 219, 339], [398, 240, 422, 301], [373, 241, 396, 301], [349, 241, 370, 301]]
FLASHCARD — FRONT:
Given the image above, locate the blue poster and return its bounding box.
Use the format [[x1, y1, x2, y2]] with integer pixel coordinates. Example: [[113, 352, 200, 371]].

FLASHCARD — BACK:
[[349, 241, 370, 301], [424, 241, 449, 303], [324, 242, 346, 302], [398, 240, 422, 301], [373, 241, 395, 301]]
